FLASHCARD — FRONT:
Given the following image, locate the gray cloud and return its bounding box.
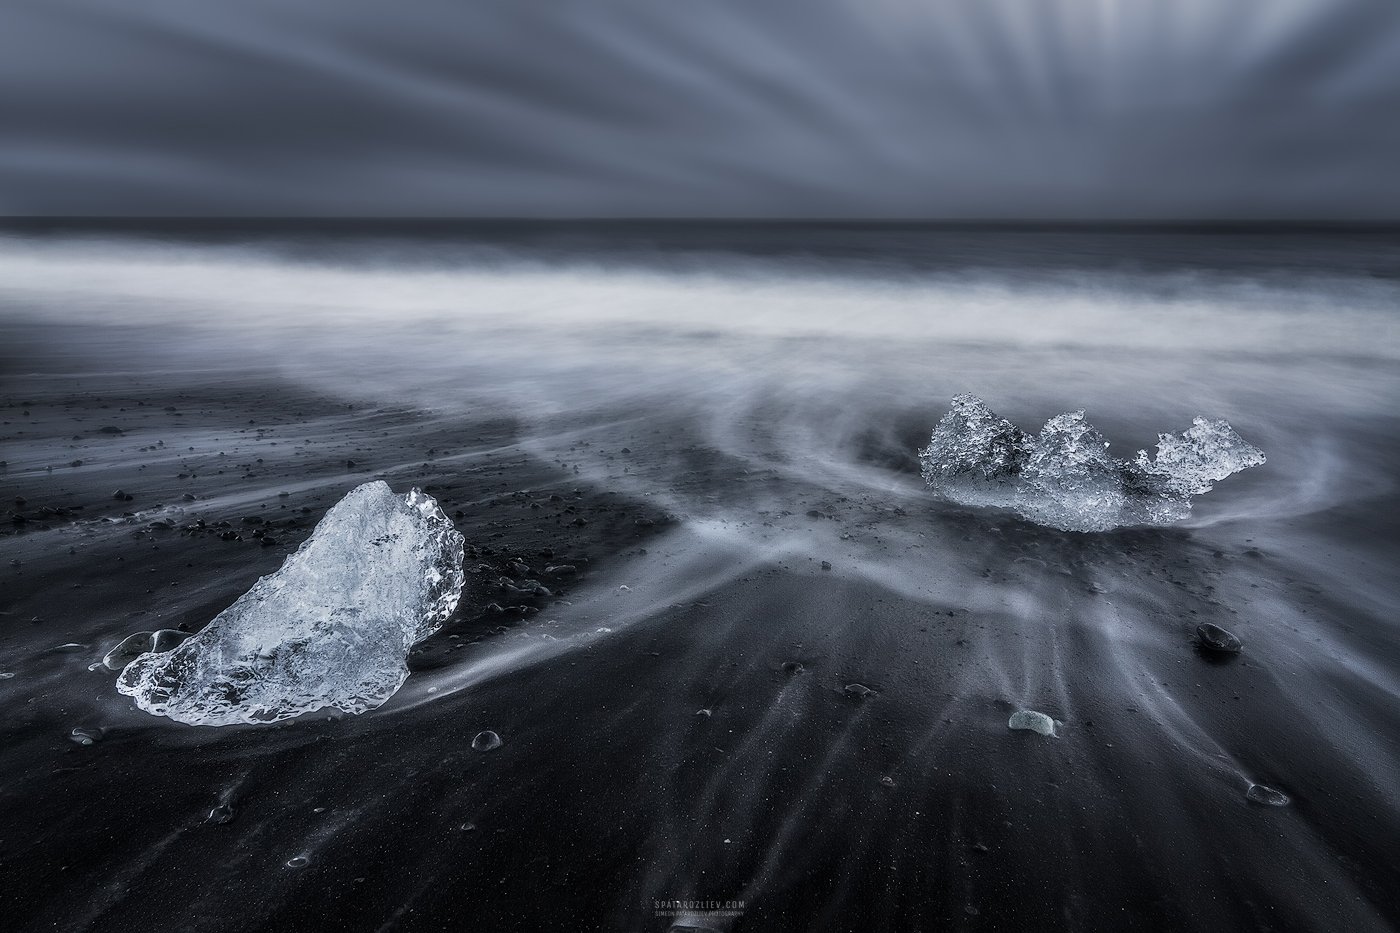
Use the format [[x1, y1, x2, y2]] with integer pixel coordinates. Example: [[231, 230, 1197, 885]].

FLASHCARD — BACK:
[[1, 0, 1397, 218]]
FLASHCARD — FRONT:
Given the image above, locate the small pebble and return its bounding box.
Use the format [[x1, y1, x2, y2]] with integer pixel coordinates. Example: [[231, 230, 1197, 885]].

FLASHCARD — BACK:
[[1008, 710, 1057, 736]]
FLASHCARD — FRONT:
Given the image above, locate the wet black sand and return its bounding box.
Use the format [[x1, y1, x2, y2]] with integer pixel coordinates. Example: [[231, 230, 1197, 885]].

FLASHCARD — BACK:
[[2, 226, 1400, 932]]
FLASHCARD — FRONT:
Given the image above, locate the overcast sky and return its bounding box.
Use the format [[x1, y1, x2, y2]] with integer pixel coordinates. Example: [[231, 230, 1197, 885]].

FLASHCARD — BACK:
[[1, 0, 1398, 219]]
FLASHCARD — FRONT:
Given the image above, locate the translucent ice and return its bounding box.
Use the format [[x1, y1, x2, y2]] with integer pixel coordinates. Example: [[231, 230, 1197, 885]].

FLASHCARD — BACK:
[[1246, 783, 1290, 806], [917, 394, 1029, 510], [117, 481, 465, 726], [918, 395, 1265, 532]]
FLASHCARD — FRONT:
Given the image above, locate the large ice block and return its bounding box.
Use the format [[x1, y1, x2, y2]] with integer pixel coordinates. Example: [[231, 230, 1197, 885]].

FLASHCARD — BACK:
[[117, 481, 465, 726]]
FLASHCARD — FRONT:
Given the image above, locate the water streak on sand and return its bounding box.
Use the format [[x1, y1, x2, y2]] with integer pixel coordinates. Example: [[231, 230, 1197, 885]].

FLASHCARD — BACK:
[[2, 226, 1399, 930]]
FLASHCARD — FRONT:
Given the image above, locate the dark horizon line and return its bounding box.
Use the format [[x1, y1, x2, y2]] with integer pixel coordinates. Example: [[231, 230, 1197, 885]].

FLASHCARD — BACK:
[[3, 215, 1399, 233]]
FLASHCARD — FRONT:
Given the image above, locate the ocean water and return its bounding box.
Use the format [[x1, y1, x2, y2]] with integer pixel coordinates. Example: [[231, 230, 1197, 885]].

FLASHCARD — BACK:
[[1, 222, 1398, 931]]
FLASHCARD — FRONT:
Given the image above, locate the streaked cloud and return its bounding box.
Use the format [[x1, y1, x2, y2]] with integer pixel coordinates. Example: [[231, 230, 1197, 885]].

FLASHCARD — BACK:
[[1, 0, 1396, 218]]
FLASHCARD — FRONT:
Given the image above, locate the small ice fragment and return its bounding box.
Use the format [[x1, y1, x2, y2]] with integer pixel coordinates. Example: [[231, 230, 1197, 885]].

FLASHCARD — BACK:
[[1195, 623, 1243, 655], [471, 730, 502, 751], [879, 775, 896, 788], [1246, 783, 1290, 806], [116, 482, 465, 726], [286, 856, 310, 868], [69, 726, 104, 745], [918, 395, 1030, 505], [695, 708, 712, 717], [843, 683, 876, 699], [781, 661, 804, 675], [1008, 710, 1056, 736], [918, 396, 1265, 532], [618, 585, 631, 592]]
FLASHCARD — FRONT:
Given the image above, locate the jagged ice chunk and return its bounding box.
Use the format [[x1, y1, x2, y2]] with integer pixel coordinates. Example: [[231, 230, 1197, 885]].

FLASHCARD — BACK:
[[117, 481, 465, 726], [918, 394, 1030, 509], [918, 396, 1265, 532]]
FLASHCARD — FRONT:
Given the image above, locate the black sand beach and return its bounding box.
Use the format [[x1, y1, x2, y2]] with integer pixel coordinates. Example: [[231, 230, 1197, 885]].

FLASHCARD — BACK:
[[2, 223, 1399, 932]]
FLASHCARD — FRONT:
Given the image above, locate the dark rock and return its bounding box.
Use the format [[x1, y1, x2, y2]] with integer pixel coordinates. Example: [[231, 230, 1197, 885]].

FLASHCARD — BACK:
[[1196, 623, 1243, 654]]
